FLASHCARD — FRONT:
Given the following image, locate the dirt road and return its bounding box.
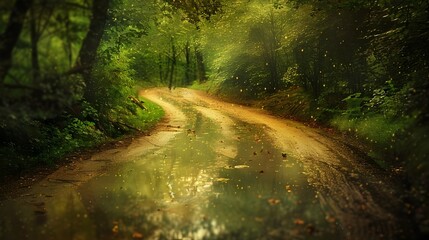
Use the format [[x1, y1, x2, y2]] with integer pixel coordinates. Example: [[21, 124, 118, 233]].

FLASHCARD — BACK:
[[0, 88, 416, 239]]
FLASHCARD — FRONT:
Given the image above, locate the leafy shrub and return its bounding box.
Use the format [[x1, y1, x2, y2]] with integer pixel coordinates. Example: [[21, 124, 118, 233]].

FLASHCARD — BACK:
[[281, 64, 300, 88], [36, 117, 105, 165], [260, 87, 312, 120]]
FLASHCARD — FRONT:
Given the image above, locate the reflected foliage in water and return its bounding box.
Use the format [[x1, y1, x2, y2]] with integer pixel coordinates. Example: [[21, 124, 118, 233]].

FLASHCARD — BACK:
[[1, 108, 339, 239]]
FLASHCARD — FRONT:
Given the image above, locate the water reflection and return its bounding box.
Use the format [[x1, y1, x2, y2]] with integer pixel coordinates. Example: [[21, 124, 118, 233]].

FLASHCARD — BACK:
[[77, 109, 339, 239], [0, 106, 340, 239], [0, 189, 96, 240]]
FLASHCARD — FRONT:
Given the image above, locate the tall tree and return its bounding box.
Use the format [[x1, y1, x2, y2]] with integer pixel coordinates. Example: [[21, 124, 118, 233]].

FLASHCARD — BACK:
[[164, 0, 222, 82], [184, 41, 192, 85], [29, 3, 45, 82], [0, 0, 33, 85], [168, 37, 177, 90], [75, 0, 110, 105]]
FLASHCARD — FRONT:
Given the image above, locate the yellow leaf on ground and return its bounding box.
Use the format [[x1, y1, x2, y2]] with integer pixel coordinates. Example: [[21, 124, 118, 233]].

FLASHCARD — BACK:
[[268, 198, 281, 205], [294, 218, 305, 225], [132, 232, 143, 239], [234, 165, 250, 169], [215, 178, 230, 183]]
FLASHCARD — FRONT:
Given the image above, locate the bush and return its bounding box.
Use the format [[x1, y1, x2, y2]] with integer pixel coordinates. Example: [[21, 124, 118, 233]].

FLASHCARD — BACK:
[[260, 86, 312, 121]]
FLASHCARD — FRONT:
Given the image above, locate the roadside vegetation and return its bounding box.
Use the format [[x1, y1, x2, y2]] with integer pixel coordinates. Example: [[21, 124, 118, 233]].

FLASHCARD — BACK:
[[0, 1, 164, 177]]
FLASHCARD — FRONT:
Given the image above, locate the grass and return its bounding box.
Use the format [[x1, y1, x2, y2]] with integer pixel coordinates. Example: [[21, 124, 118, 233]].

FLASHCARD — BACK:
[[330, 114, 414, 169], [330, 114, 409, 146], [126, 97, 165, 132]]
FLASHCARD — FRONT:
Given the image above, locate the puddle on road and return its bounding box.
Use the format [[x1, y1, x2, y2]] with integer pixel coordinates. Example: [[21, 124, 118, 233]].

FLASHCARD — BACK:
[[82, 111, 339, 239], [0, 107, 340, 240]]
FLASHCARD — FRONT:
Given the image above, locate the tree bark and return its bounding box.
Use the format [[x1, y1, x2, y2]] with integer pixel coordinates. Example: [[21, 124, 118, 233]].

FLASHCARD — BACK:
[[163, 56, 171, 84], [0, 0, 33, 85], [30, 5, 40, 82], [184, 41, 191, 85], [75, 0, 110, 105], [168, 40, 176, 90], [65, 12, 73, 68], [195, 48, 207, 82], [158, 53, 163, 82]]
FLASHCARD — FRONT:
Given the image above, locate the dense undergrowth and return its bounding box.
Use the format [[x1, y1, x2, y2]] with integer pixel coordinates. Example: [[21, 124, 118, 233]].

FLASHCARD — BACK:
[[0, 96, 164, 178]]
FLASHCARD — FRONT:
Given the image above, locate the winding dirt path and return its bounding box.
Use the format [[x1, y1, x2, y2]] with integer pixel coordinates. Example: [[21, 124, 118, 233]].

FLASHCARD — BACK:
[[142, 88, 413, 239], [0, 87, 415, 240]]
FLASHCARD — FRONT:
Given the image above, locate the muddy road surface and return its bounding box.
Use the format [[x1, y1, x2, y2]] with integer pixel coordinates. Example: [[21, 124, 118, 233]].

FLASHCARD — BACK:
[[0, 88, 417, 239]]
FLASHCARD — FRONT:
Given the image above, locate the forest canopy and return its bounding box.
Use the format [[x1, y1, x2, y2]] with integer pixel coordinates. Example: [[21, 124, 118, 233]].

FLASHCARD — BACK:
[[1, 0, 428, 234]]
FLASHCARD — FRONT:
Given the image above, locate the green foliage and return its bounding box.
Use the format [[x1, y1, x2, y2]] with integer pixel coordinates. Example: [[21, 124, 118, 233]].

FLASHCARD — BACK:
[[260, 87, 312, 120], [331, 115, 408, 147], [281, 64, 300, 88], [200, 1, 290, 96], [164, 0, 222, 23], [342, 93, 366, 117], [38, 117, 106, 164], [331, 80, 417, 152], [0, 0, 166, 178], [134, 1, 202, 87], [125, 97, 165, 132]]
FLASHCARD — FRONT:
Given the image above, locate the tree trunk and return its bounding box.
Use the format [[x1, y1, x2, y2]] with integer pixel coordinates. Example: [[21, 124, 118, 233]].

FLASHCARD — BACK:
[[268, 10, 279, 93], [65, 12, 73, 68], [195, 48, 207, 82], [76, 0, 110, 105], [0, 0, 33, 85], [163, 56, 171, 84], [30, 6, 40, 82], [184, 41, 191, 85], [168, 40, 176, 90], [158, 53, 163, 82]]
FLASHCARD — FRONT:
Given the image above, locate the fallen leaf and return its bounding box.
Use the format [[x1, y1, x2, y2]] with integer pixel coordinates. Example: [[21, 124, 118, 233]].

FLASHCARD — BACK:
[[215, 178, 230, 183], [132, 232, 143, 239], [325, 215, 336, 223], [294, 218, 305, 225], [234, 165, 250, 169], [112, 224, 119, 234], [268, 198, 281, 205]]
